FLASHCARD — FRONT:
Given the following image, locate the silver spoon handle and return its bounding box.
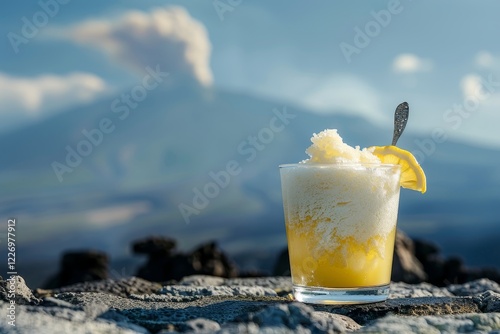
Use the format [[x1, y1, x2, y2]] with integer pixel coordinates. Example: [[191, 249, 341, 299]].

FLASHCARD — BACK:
[[392, 102, 409, 146]]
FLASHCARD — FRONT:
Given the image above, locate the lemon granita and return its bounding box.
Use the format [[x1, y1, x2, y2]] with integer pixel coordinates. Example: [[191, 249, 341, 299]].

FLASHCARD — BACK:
[[279, 127, 426, 304], [303, 129, 379, 164]]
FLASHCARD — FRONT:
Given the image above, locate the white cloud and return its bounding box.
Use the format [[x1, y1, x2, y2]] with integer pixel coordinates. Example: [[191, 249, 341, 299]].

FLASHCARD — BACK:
[[85, 202, 151, 227], [392, 53, 433, 73], [474, 50, 500, 70], [460, 73, 500, 116], [455, 73, 500, 148], [460, 74, 483, 98], [0, 72, 108, 128], [460, 73, 500, 113], [254, 68, 386, 125], [301, 75, 386, 123], [475, 51, 495, 68], [59, 7, 213, 86]]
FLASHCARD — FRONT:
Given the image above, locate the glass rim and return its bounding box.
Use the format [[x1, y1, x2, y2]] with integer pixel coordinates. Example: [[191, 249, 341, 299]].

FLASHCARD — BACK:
[[279, 163, 401, 169]]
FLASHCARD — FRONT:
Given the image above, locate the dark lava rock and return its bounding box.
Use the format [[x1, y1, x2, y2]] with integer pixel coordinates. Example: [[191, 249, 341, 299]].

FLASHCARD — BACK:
[[414, 239, 500, 286], [391, 230, 427, 283], [133, 236, 176, 256], [43, 250, 109, 289], [134, 237, 238, 282], [190, 241, 238, 278], [273, 248, 291, 276]]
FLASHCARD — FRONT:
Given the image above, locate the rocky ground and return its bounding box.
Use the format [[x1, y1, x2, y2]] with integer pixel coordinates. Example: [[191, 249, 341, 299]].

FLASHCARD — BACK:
[[2, 274, 500, 333], [3, 231, 500, 333]]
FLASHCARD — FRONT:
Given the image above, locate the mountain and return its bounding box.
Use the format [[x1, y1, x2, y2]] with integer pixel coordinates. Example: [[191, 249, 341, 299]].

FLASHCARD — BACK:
[[1, 83, 500, 287]]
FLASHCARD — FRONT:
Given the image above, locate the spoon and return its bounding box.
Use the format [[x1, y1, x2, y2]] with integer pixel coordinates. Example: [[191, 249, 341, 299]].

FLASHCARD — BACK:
[[392, 102, 409, 146]]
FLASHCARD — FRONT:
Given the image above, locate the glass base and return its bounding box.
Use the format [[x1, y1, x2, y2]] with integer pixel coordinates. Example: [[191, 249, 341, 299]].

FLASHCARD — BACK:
[[293, 284, 390, 305]]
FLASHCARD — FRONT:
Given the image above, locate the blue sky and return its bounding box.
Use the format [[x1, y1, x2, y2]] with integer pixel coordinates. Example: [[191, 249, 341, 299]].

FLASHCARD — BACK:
[[2, 0, 500, 148]]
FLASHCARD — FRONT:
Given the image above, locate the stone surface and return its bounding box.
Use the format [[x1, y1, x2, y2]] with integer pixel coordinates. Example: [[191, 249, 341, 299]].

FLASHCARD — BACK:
[[476, 290, 500, 313], [3, 275, 500, 333], [224, 277, 293, 292], [173, 318, 222, 332], [447, 278, 500, 296], [179, 275, 226, 286], [179, 275, 293, 296], [389, 281, 453, 298], [356, 313, 500, 333], [232, 302, 360, 333], [158, 285, 278, 301], [0, 301, 149, 334], [329, 296, 480, 326], [0, 275, 40, 305], [36, 276, 162, 298]]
